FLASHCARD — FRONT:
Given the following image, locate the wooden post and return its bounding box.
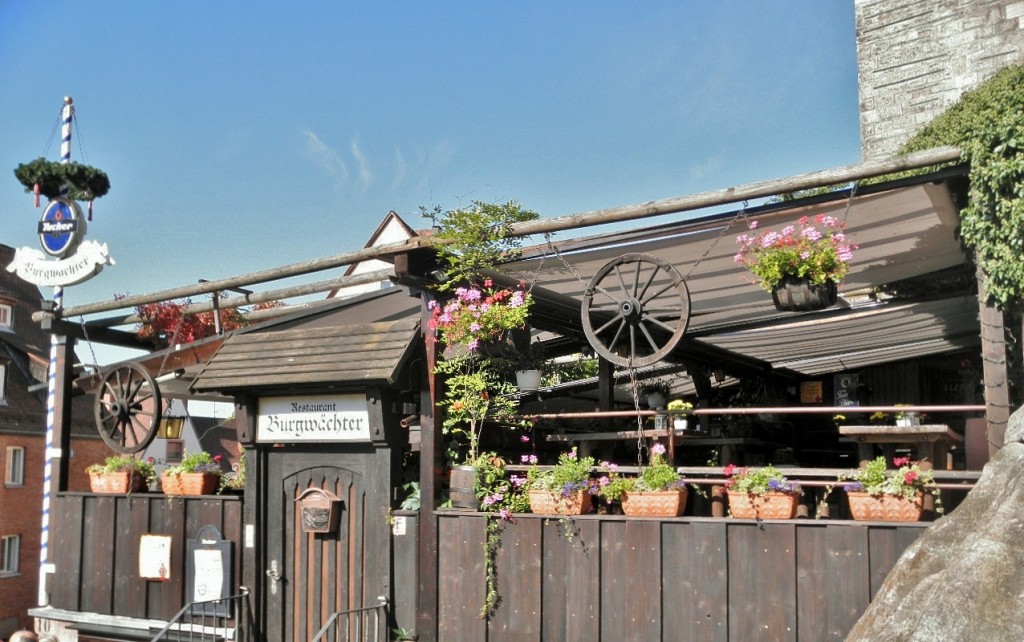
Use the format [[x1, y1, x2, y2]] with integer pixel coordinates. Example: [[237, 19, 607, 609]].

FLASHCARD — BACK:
[[416, 294, 441, 642], [976, 268, 1011, 457]]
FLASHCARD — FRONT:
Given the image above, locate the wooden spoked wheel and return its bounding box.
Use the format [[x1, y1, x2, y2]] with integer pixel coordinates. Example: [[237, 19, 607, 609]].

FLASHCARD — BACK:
[[93, 363, 162, 454], [581, 253, 691, 367]]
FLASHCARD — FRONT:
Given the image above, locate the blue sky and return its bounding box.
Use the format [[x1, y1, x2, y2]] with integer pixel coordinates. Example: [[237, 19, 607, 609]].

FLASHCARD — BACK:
[[0, 2, 859, 364]]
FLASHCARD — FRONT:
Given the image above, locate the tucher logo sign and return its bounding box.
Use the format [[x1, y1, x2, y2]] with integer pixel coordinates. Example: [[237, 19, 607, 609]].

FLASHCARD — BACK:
[[38, 198, 86, 258]]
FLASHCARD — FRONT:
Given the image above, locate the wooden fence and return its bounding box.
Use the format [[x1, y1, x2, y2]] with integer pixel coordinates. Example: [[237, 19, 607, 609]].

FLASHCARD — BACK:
[[49, 492, 244, 622], [425, 512, 924, 642]]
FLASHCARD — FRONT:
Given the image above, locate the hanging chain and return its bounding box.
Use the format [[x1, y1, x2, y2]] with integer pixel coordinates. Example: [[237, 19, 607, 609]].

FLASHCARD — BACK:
[[685, 200, 748, 279], [77, 316, 100, 373]]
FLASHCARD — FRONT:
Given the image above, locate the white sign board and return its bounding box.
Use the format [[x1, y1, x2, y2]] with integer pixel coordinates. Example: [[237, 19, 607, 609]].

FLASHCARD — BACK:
[[257, 394, 371, 443]]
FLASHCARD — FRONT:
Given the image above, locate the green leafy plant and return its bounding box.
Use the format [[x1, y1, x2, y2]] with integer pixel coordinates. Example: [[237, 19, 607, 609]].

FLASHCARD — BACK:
[[885, 64, 1024, 309], [734, 214, 856, 290], [219, 452, 245, 492], [428, 278, 532, 353], [472, 453, 531, 619], [640, 378, 672, 398], [87, 455, 156, 487], [434, 359, 527, 465], [399, 482, 421, 511], [525, 448, 596, 497], [635, 443, 683, 491], [667, 399, 693, 413], [723, 463, 801, 495], [164, 450, 224, 476], [841, 456, 941, 511], [425, 200, 540, 289]]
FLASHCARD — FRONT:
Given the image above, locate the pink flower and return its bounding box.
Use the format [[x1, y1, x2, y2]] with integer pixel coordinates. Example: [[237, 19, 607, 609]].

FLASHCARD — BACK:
[[651, 443, 666, 456], [903, 471, 918, 485], [893, 456, 910, 467], [498, 508, 512, 521], [520, 435, 531, 443], [723, 464, 737, 477]]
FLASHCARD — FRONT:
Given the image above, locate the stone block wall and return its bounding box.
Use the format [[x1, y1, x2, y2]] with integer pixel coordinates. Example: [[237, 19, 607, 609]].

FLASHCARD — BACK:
[[856, 0, 1024, 160]]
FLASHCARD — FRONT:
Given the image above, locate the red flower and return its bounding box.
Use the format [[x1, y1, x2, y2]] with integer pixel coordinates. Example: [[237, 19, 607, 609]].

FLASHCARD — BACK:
[[723, 464, 736, 477], [903, 471, 918, 485], [214, 455, 223, 462], [893, 456, 910, 467]]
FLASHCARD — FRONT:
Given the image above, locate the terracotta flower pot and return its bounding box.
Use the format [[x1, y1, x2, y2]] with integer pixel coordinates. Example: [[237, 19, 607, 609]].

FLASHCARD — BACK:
[[726, 491, 798, 519], [162, 471, 219, 496], [89, 471, 146, 494], [527, 489, 592, 515], [846, 491, 923, 522], [621, 489, 688, 517]]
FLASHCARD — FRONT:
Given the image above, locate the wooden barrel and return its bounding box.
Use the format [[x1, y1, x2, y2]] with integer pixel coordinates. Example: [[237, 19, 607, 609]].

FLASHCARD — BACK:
[[449, 465, 480, 510]]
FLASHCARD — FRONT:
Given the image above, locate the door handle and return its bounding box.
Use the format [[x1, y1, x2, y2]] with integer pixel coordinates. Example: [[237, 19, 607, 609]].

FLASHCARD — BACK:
[[266, 560, 282, 596]]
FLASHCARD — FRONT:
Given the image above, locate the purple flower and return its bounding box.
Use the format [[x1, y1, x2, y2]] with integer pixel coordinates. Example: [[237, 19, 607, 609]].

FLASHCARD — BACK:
[[844, 481, 863, 492], [520, 435, 531, 443], [651, 443, 666, 456], [498, 508, 512, 521]]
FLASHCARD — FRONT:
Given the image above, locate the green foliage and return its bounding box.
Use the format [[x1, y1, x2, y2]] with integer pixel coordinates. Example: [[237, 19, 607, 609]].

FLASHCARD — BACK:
[[542, 355, 598, 386], [734, 214, 855, 290], [526, 449, 596, 494], [884, 64, 1024, 309], [841, 456, 941, 509], [426, 200, 540, 290], [87, 455, 156, 486], [164, 450, 223, 476], [14, 157, 111, 201], [636, 444, 681, 492], [723, 463, 800, 495], [435, 357, 527, 464], [399, 482, 421, 511]]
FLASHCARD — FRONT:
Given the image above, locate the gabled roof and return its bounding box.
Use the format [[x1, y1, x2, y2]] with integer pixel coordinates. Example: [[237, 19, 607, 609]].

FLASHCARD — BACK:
[[192, 288, 422, 393]]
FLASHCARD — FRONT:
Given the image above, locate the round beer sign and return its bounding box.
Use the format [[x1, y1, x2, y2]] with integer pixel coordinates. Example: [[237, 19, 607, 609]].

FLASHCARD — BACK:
[[38, 197, 87, 258]]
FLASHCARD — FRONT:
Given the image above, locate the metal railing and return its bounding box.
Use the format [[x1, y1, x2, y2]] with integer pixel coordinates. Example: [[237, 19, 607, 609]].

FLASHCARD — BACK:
[[149, 587, 255, 642], [311, 597, 389, 642]]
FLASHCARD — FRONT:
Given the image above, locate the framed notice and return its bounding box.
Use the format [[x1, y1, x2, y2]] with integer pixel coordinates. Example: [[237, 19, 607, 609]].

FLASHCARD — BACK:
[[139, 535, 172, 581], [800, 381, 824, 404], [187, 525, 233, 616]]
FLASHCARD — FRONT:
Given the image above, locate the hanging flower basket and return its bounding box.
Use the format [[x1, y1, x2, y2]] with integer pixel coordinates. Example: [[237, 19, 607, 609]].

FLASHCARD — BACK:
[[527, 489, 592, 515], [846, 491, 923, 522], [770, 276, 838, 312]]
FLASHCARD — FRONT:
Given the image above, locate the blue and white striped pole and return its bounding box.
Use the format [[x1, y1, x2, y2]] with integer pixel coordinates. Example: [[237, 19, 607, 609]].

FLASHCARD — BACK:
[[38, 96, 73, 606]]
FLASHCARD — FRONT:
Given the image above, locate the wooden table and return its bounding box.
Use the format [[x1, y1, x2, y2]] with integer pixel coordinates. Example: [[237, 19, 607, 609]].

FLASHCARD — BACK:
[[839, 424, 963, 470]]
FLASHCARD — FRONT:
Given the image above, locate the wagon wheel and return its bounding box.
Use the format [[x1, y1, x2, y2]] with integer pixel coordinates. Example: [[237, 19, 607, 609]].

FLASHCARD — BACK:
[[581, 253, 691, 367], [93, 363, 162, 453]]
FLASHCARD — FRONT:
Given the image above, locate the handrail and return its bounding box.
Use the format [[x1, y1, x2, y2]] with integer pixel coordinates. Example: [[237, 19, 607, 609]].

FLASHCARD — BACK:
[[149, 587, 254, 642], [311, 597, 389, 642]]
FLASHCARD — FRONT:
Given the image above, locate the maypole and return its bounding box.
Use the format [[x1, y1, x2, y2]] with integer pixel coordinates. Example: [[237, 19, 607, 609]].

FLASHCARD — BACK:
[[37, 96, 74, 605]]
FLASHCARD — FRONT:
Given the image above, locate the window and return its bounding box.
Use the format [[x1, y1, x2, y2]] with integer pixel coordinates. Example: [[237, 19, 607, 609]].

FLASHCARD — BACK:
[[0, 535, 19, 576], [165, 440, 184, 463], [4, 447, 24, 486], [0, 364, 5, 404], [0, 303, 11, 329]]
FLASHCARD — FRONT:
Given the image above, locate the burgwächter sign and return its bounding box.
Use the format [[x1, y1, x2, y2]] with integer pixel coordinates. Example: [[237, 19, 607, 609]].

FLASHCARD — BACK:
[[257, 394, 371, 443]]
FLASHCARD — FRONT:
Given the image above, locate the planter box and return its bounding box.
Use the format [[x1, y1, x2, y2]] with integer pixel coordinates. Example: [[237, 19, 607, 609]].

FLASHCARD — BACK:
[[527, 489, 592, 515], [161, 472, 219, 496], [621, 489, 688, 517], [847, 491, 923, 522], [726, 491, 798, 519], [89, 471, 146, 494], [449, 466, 480, 510]]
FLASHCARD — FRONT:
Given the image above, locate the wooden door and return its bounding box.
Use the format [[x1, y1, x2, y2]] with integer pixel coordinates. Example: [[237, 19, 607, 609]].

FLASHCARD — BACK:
[[263, 449, 384, 641]]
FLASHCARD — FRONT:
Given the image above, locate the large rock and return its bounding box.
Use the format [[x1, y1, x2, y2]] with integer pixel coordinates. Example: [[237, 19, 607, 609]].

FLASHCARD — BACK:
[[846, 407, 1024, 641]]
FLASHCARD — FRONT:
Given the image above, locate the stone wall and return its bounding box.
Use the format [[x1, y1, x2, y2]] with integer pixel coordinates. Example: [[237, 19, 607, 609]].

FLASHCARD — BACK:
[[856, 0, 1024, 160]]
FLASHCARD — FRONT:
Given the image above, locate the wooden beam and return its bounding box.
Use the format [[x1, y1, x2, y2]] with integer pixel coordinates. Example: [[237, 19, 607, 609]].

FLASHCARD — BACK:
[[40, 147, 962, 323], [976, 266, 1011, 455]]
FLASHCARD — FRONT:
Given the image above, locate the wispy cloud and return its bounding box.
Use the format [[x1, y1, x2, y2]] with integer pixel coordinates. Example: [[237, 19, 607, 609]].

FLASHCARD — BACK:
[[303, 129, 348, 184], [392, 148, 407, 191], [350, 138, 373, 189]]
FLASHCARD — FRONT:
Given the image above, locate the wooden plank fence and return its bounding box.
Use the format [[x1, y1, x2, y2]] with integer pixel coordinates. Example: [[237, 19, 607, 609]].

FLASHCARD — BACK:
[[425, 512, 925, 642], [50, 492, 244, 622]]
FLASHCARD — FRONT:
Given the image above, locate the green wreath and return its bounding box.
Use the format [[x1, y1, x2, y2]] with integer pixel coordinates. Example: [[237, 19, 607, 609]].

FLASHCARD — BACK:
[[14, 157, 110, 201]]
